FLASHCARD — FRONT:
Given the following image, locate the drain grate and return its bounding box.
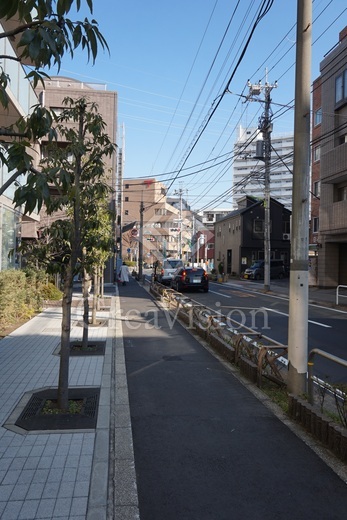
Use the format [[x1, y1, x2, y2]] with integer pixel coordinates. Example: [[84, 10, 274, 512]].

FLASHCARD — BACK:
[[15, 387, 100, 431], [69, 340, 106, 356], [19, 396, 43, 421]]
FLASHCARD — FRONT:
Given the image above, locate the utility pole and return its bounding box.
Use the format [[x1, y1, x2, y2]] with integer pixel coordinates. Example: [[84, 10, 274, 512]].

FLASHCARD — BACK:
[[287, 0, 312, 394], [248, 73, 277, 291], [115, 125, 125, 278], [174, 188, 184, 259], [138, 201, 144, 281]]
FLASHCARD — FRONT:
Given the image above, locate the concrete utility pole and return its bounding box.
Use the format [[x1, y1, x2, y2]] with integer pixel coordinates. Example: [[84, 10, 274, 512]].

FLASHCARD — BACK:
[[248, 74, 277, 291], [287, 0, 312, 394], [174, 188, 184, 259], [138, 201, 144, 281]]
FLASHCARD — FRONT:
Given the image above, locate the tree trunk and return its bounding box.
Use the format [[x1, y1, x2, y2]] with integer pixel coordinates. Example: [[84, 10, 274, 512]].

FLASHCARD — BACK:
[[57, 265, 74, 411], [82, 268, 91, 348], [92, 271, 98, 324], [57, 103, 84, 411], [100, 267, 104, 298]]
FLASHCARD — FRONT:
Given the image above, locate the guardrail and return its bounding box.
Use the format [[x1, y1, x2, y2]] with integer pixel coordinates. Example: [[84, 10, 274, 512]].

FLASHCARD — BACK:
[[336, 284, 347, 305], [307, 348, 347, 405], [150, 280, 288, 388]]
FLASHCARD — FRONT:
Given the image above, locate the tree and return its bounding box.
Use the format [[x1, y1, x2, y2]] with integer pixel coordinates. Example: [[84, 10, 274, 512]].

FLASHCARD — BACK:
[[80, 197, 114, 344], [0, 0, 109, 197], [17, 97, 115, 410]]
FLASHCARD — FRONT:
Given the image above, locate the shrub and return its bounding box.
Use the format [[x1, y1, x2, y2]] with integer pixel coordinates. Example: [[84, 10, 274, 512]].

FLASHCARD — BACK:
[[0, 270, 30, 328], [0, 269, 61, 331], [40, 283, 63, 300]]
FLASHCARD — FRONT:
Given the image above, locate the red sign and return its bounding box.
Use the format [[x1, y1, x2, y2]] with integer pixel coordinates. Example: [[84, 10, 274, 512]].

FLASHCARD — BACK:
[[131, 228, 138, 237]]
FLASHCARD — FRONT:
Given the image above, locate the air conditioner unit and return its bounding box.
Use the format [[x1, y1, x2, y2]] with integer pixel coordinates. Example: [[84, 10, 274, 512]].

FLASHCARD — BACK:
[[282, 233, 290, 241]]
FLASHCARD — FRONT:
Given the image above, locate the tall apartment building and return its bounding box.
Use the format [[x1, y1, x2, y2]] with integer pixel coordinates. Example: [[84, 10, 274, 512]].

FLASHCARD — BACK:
[[36, 76, 117, 182], [0, 19, 40, 270], [232, 125, 294, 210], [313, 26, 347, 286], [35, 77, 118, 282], [309, 77, 322, 285]]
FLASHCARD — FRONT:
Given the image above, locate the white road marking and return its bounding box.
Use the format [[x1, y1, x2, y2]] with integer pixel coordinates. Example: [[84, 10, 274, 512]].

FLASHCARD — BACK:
[[209, 290, 231, 298], [263, 307, 331, 328]]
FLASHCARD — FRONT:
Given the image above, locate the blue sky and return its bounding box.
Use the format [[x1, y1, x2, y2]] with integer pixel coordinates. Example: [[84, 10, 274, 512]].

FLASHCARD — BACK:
[[55, 0, 347, 211]]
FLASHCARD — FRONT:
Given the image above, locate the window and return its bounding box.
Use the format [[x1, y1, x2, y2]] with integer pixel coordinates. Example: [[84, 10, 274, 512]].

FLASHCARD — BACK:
[[313, 181, 320, 198], [155, 208, 167, 215], [314, 107, 322, 126], [283, 221, 291, 234], [313, 146, 321, 162], [335, 70, 347, 105], [254, 219, 264, 233], [337, 185, 347, 201], [125, 184, 129, 189], [312, 217, 319, 233], [125, 210, 129, 215], [125, 197, 129, 202]]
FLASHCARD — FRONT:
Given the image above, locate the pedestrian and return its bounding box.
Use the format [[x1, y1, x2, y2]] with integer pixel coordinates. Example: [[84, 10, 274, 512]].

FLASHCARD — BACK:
[[119, 262, 130, 286]]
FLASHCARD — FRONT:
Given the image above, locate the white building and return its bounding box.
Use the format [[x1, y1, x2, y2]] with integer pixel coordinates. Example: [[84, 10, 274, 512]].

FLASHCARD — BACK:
[[232, 126, 294, 210]]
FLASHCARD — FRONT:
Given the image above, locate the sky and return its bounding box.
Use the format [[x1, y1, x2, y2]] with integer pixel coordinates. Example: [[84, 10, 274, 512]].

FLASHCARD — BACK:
[[52, 0, 347, 212]]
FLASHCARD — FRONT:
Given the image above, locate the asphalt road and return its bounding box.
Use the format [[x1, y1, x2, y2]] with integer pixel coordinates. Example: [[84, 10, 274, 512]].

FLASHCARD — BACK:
[[119, 279, 347, 520], [168, 277, 347, 383]]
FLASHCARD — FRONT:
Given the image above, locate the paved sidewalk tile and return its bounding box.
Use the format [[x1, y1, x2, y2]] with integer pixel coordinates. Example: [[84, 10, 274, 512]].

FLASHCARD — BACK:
[[0, 297, 110, 520]]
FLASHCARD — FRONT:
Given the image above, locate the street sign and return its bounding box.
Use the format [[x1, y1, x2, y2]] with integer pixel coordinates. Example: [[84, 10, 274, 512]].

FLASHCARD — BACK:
[[127, 248, 131, 253], [131, 228, 138, 237]]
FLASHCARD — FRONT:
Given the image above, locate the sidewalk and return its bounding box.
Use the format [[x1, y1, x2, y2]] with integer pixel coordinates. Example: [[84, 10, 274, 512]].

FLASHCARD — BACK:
[[0, 286, 138, 520]]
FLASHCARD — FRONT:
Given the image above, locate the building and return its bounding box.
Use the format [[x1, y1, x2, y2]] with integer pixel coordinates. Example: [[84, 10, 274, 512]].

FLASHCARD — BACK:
[[0, 19, 41, 270], [214, 195, 291, 276], [232, 125, 294, 210], [313, 26, 347, 286], [121, 178, 193, 264], [309, 76, 322, 285], [35, 77, 118, 282]]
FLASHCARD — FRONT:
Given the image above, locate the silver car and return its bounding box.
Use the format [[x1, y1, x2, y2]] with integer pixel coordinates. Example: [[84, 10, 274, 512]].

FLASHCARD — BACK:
[[158, 259, 184, 285]]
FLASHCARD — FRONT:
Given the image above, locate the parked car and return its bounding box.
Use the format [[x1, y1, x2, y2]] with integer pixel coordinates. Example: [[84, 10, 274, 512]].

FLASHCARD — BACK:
[[171, 266, 209, 292], [157, 258, 184, 285], [243, 260, 285, 280]]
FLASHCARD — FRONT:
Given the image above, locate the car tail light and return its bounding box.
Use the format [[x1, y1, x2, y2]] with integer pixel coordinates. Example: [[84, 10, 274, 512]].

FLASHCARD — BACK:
[[181, 270, 186, 278]]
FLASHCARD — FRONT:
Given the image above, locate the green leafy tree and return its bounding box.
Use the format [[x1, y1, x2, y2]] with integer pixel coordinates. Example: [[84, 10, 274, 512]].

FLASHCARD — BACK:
[[17, 97, 115, 410], [0, 0, 109, 196], [80, 197, 114, 345]]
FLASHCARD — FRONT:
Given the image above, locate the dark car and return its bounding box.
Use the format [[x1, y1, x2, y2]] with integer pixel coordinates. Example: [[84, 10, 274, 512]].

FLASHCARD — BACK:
[[171, 267, 209, 292], [243, 259, 285, 280]]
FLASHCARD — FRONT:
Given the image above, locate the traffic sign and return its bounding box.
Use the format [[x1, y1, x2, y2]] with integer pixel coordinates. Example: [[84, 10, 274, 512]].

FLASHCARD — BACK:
[[131, 228, 138, 237]]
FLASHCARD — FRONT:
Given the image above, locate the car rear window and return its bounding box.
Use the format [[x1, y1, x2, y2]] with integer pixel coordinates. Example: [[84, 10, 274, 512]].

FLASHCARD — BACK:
[[165, 260, 183, 268]]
